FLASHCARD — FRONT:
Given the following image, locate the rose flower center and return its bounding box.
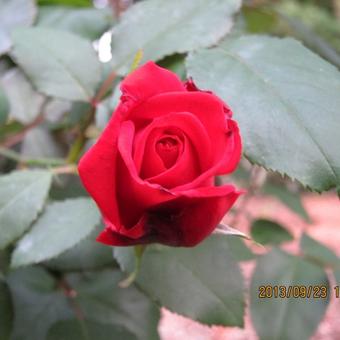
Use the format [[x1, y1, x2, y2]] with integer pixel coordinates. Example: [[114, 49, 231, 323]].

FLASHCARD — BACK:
[[155, 136, 180, 169]]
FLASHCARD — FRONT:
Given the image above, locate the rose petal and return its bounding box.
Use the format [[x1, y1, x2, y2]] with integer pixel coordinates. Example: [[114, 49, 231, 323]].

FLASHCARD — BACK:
[[97, 227, 155, 246], [117, 121, 178, 227], [121, 61, 186, 104], [78, 104, 124, 229], [139, 130, 182, 179], [129, 92, 227, 164], [173, 118, 242, 191], [146, 133, 200, 188], [134, 112, 212, 179], [149, 184, 243, 246]]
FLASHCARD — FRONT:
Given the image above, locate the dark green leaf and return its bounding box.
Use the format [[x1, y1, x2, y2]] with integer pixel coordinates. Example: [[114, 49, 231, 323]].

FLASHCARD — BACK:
[[37, 7, 114, 40], [226, 237, 254, 261], [250, 248, 330, 340], [11, 28, 101, 102], [47, 319, 136, 340], [251, 219, 293, 245], [50, 174, 88, 200], [11, 198, 100, 268], [0, 87, 9, 125], [0, 170, 52, 250], [111, 0, 242, 74], [0, 278, 13, 340], [114, 235, 245, 326], [7, 267, 73, 340], [38, 0, 92, 6], [187, 36, 340, 192], [300, 233, 338, 267], [0, 0, 36, 56], [66, 270, 160, 340]]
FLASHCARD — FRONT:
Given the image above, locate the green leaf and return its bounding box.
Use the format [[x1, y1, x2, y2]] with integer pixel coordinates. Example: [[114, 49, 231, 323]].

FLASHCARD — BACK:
[[37, 7, 114, 40], [47, 319, 136, 340], [11, 27, 101, 102], [263, 183, 310, 221], [43, 99, 71, 123], [7, 267, 73, 340], [276, 1, 340, 55], [0, 0, 36, 56], [0, 68, 44, 124], [0, 86, 9, 125], [251, 219, 293, 245], [226, 237, 254, 262], [300, 233, 338, 267], [111, 0, 242, 74], [49, 174, 88, 200], [279, 12, 340, 70], [0, 170, 52, 250], [115, 235, 245, 326], [11, 198, 100, 268], [21, 127, 63, 159], [45, 224, 113, 271], [250, 248, 330, 340], [186, 36, 340, 192], [66, 270, 160, 340], [0, 278, 13, 340]]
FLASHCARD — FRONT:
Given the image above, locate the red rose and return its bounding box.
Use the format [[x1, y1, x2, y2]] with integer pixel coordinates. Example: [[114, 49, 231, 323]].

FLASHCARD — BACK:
[[78, 62, 242, 247]]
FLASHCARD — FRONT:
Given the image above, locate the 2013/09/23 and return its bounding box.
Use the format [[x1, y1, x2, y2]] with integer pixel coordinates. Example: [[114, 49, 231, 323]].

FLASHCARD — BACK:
[[258, 285, 340, 299]]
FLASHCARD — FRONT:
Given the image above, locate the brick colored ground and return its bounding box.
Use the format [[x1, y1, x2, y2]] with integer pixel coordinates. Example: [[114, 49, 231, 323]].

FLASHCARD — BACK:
[[159, 193, 340, 340]]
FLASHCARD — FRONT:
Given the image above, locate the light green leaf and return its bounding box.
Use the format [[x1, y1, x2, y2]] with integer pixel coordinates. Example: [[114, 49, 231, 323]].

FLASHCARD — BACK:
[[250, 248, 330, 340], [45, 224, 113, 271], [300, 233, 338, 267], [66, 270, 160, 340], [11, 27, 101, 102], [251, 219, 293, 245], [115, 235, 245, 326], [0, 278, 13, 340], [47, 319, 136, 340], [11, 198, 100, 268], [43, 99, 71, 123], [0, 86, 9, 125], [37, 6, 114, 40], [21, 127, 63, 159], [111, 0, 241, 74], [7, 267, 73, 340], [1, 68, 44, 124], [0, 170, 52, 250], [0, 0, 36, 56], [187, 36, 340, 192]]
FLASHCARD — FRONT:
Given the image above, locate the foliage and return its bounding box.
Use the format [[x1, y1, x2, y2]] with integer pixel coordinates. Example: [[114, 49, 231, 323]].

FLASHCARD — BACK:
[[0, 0, 339, 339]]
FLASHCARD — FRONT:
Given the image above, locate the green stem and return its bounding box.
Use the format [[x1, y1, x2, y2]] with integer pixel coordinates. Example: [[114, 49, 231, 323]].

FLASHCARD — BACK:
[[119, 245, 146, 288]]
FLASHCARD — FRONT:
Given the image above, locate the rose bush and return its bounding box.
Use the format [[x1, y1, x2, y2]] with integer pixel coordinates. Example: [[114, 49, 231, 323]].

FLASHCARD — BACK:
[[79, 61, 242, 247]]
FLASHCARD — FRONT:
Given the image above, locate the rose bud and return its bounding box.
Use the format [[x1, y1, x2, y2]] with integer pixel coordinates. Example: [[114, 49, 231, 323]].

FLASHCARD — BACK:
[[78, 61, 243, 247]]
